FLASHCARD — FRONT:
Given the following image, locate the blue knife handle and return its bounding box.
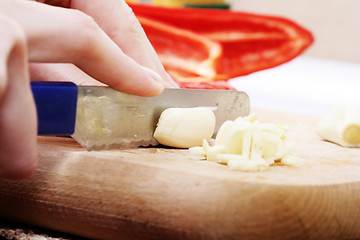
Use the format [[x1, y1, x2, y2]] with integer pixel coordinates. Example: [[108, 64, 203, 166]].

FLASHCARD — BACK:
[[31, 82, 78, 136]]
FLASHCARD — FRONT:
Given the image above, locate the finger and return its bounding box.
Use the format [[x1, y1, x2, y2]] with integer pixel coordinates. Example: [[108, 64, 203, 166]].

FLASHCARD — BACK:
[[30, 63, 106, 86], [70, 0, 179, 88], [1, 0, 164, 97], [0, 15, 38, 180]]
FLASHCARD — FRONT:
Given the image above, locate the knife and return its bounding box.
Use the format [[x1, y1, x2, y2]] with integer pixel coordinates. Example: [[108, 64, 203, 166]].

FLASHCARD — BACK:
[[31, 82, 250, 150]]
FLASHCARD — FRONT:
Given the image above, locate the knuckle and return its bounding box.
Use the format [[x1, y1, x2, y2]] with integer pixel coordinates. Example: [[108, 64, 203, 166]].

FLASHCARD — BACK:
[[69, 10, 100, 47], [109, 4, 141, 39]]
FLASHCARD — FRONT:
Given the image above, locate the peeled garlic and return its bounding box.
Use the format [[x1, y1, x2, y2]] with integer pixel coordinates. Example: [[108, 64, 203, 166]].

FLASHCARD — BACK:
[[316, 105, 360, 147], [190, 113, 302, 171], [154, 107, 216, 148]]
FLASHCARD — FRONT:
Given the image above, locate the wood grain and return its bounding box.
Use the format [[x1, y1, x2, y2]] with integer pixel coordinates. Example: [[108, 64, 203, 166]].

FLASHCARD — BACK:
[[0, 109, 359, 240]]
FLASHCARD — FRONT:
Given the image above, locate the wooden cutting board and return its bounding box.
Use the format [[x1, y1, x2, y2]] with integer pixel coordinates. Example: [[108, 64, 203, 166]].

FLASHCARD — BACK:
[[0, 109, 359, 240]]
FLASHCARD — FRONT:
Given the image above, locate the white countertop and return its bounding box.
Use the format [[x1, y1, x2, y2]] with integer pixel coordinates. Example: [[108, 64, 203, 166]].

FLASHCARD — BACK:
[[229, 56, 360, 116]]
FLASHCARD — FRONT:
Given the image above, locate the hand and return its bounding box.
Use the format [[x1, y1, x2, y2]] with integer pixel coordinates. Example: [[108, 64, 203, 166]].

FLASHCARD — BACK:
[[0, 0, 177, 180], [29, 0, 178, 90], [2, 0, 178, 95], [30, 0, 178, 90]]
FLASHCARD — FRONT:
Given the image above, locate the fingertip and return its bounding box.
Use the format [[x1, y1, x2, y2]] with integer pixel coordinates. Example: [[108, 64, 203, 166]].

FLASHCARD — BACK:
[[142, 66, 179, 89], [141, 66, 163, 84], [133, 66, 165, 97], [0, 66, 7, 102], [141, 79, 165, 97], [0, 154, 38, 181]]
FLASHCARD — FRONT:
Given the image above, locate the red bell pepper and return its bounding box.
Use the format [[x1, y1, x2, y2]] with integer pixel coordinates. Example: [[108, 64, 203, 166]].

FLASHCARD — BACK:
[[131, 4, 313, 85], [176, 80, 236, 90], [137, 16, 222, 83]]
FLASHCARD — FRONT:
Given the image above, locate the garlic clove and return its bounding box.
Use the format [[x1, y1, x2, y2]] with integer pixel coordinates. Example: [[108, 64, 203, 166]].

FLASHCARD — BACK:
[[343, 124, 360, 146], [316, 105, 360, 147], [154, 107, 216, 148]]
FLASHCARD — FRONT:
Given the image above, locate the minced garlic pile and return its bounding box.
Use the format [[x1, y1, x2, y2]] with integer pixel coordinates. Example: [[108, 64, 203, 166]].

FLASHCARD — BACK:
[[190, 113, 302, 171]]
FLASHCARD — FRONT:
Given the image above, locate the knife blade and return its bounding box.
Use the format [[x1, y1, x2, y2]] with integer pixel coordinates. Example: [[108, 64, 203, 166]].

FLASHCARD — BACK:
[[31, 82, 249, 150]]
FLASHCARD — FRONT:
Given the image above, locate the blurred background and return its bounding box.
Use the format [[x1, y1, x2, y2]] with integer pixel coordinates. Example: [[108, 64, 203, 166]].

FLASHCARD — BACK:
[[228, 0, 360, 63], [227, 0, 360, 115]]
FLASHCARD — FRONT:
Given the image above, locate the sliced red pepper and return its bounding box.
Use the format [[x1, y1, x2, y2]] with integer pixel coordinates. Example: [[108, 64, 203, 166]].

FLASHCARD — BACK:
[[137, 17, 222, 82], [176, 81, 236, 90], [131, 4, 313, 82]]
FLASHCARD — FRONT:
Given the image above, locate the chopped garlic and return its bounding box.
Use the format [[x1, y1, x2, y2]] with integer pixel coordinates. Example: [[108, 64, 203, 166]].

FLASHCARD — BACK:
[[190, 113, 301, 171], [154, 107, 216, 148], [316, 105, 360, 147]]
